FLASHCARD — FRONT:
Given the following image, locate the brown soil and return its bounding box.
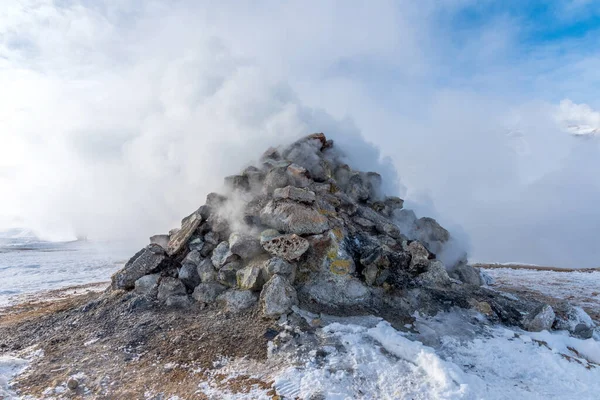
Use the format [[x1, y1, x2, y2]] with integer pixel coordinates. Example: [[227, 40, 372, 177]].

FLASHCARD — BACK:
[[0, 288, 279, 399]]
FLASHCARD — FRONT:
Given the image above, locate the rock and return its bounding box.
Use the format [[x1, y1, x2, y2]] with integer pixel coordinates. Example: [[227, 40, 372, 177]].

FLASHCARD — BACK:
[[188, 237, 204, 252], [211, 242, 238, 268], [192, 282, 227, 304], [167, 210, 204, 256], [201, 231, 219, 257], [553, 303, 595, 339], [261, 257, 296, 283], [263, 166, 290, 194], [111, 245, 175, 290], [449, 264, 483, 286], [260, 275, 298, 318], [157, 277, 187, 302], [273, 186, 316, 204], [385, 196, 404, 211], [217, 262, 243, 287], [206, 192, 227, 208], [224, 174, 250, 191], [134, 273, 161, 297], [183, 250, 202, 266], [352, 216, 376, 230], [197, 258, 217, 283], [149, 234, 169, 250], [207, 213, 230, 235], [346, 173, 371, 202], [407, 241, 430, 274], [414, 260, 451, 287], [260, 200, 329, 235], [523, 304, 556, 332], [236, 266, 264, 291], [178, 263, 201, 289], [360, 245, 410, 286], [302, 275, 370, 308], [67, 378, 79, 390], [260, 231, 310, 261], [356, 206, 401, 239], [414, 217, 450, 255], [286, 164, 312, 188], [217, 290, 258, 313], [166, 295, 192, 308], [260, 147, 282, 163], [229, 232, 263, 260]]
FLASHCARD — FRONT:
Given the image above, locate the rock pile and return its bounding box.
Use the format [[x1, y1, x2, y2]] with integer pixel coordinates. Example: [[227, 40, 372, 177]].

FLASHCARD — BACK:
[[111, 133, 595, 337]]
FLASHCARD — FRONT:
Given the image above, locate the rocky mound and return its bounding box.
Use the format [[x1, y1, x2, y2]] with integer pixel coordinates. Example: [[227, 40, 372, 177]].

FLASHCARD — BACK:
[[111, 133, 596, 338]]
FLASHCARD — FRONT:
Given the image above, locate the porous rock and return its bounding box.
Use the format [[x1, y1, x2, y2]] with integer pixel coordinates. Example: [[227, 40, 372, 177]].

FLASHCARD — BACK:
[[260, 231, 309, 261], [260, 275, 298, 318]]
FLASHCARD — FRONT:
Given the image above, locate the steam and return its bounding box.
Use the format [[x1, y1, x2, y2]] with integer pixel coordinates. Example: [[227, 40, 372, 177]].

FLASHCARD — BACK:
[[2, 1, 600, 267]]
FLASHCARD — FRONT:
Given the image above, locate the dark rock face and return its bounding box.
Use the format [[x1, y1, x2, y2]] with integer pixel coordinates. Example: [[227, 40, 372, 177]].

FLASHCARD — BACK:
[[109, 132, 595, 337]]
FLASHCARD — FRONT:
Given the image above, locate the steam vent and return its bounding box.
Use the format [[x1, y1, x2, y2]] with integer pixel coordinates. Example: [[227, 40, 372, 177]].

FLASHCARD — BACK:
[[111, 133, 595, 338]]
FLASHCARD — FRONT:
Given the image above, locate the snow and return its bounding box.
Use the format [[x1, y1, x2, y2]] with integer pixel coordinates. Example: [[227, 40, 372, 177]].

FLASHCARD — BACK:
[[0, 356, 28, 399]]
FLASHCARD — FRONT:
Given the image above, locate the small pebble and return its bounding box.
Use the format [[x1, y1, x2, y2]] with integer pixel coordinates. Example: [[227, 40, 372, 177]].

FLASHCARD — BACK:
[[67, 378, 79, 390]]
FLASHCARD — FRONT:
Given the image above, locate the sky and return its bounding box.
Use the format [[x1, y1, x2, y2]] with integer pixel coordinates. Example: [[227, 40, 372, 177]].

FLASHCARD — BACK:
[[1, 0, 600, 267]]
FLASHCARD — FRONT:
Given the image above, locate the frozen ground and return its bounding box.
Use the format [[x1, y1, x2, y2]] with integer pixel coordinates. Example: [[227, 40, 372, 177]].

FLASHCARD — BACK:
[[0, 231, 131, 306], [485, 267, 600, 316]]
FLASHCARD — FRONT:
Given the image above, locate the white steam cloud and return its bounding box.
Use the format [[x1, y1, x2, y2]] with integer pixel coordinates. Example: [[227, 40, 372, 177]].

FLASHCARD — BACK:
[[1, 1, 600, 267]]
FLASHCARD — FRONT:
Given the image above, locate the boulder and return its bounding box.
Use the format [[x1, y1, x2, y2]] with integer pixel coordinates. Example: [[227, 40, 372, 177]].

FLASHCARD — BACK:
[[523, 304, 555, 332], [192, 282, 227, 304], [229, 232, 263, 260], [206, 192, 227, 208], [166, 295, 192, 309], [197, 258, 217, 283], [260, 200, 329, 235], [260, 275, 298, 318], [188, 237, 204, 252], [149, 234, 169, 251], [218, 262, 243, 287], [224, 174, 250, 192], [261, 257, 296, 284], [157, 277, 187, 302], [183, 250, 202, 266], [346, 173, 370, 202], [134, 273, 161, 297], [211, 242, 238, 268], [178, 263, 201, 289], [201, 231, 219, 257], [302, 275, 370, 308], [414, 261, 451, 287], [286, 164, 312, 188], [407, 241, 430, 274], [449, 264, 483, 286], [167, 210, 204, 256], [273, 186, 316, 204], [260, 231, 309, 261], [263, 166, 290, 194], [217, 290, 258, 313], [112, 245, 175, 290], [553, 303, 595, 339], [236, 266, 264, 291], [414, 217, 450, 255]]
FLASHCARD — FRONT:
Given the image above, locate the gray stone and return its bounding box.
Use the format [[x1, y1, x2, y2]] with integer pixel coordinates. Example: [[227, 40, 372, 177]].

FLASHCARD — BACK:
[[302, 275, 370, 308], [134, 273, 161, 297], [217, 290, 258, 313], [211, 241, 238, 268], [192, 282, 227, 303], [346, 173, 370, 202], [166, 294, 192, 308], [206, 192, 227, 208], [553, 303, 595, 339], [224, 174, 250, 191], [201, 231, 220, 257], [408, 241, 430, 273], [261, 257, 296, 283], [179, 262, 201, 289], [207, 214, 230, 234], [263, 166, 290, 194], [260, 200, 329, 235], [286, 164, 312, 188], [414, 217, 450, 256], [218, 262, 243, 287], [149, 234, 170, 250], [260, 147, 282, 163], [167, 210, 204, 256], [197, 258, 217, 283], [261, 232, 309, 261], [183, 250, 202, 266], [260, 275, 298, 318], [111, 245, 173, 290], [188, 237, 204, 252], [385, 196, 404, 211], [356, 206, 401, 239], [523, 304, 556, 332], [449, 264, 483, 286], [414, 260, 451, 287], [229, 232, 263, 260], [273, 186, 316, 204], [157, 277, 187, 302], [236, 266, 264, 291]]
